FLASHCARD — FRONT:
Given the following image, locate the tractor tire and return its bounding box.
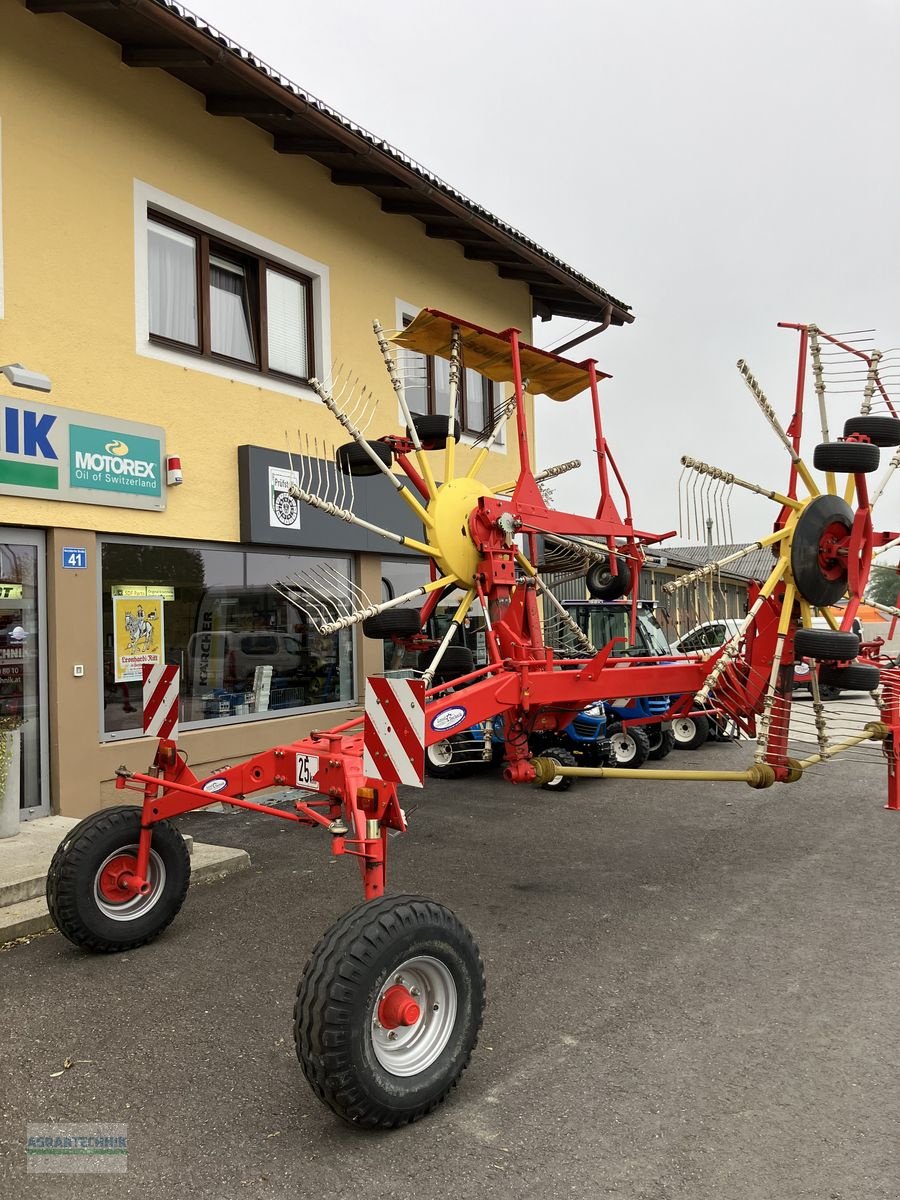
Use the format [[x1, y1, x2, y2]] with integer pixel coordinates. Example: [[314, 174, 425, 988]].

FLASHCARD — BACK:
[[793, 628, 860, 661], [672, 713, 710, 750], [294, 894, 485, 1129], [362, 608, 422, 639], [647, 726, 675, 761], [425, 736, 478, 779], [607, 723, 650, 768], [843, 415, 900, 448], [408, 414, 462, 450], [586, 555, 632, 600], [818, 663, 881, 692], [418, 647, 475, 684], [538, 746, 576, 790], [336, 439, 394, 477], [46, 806, 190, 953], [813, 440, 880, 473]]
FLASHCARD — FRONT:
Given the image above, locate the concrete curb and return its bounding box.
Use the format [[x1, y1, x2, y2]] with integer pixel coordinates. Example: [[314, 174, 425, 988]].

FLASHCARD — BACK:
[[0, 840, 251, 944]]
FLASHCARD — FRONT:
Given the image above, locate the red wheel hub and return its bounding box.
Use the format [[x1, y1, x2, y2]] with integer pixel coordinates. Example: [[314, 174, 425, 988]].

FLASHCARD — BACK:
[[378, 985, 421, 1030], [97, 854, 141, 903], [817, 520, 850, 582]]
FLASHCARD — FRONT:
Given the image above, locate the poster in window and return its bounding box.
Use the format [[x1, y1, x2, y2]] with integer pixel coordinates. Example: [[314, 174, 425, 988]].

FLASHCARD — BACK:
[[268, 465, 301, 531], [113, 594, 166, 682]]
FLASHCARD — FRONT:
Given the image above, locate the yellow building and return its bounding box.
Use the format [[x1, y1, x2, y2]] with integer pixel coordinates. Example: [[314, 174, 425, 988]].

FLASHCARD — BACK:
[[0, 0, 632, 818]]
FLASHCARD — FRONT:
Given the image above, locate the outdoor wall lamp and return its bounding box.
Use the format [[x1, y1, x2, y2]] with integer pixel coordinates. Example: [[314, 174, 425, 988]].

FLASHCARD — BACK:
[[0, 363, 52, 393]]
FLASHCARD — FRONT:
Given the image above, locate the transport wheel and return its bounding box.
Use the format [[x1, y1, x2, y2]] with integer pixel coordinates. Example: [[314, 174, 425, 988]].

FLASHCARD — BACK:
[[672, 713, 710, 750], [586, 555, 632, 600], [362, 608, 422, 638], [408, 414, 462, 449], [812, 440, 880, 473], [538, 745, 576, 790], [789, 492, 855, 606], [793, 628, 860, 661], [336, 439, 394, 476], [46, 806, 190, 953], [294, 894, 485, 1129], [647, 726, 675, 761], [607, 723, 650, 768], [818, 663, 880, 692], [842, 415, 900, 448], [418, 646, 475, 687], [425, 736, 477, 779]]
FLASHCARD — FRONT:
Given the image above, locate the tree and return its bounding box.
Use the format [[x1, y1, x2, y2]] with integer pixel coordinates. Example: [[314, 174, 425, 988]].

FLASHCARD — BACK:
[[865, 564, 900, 608]]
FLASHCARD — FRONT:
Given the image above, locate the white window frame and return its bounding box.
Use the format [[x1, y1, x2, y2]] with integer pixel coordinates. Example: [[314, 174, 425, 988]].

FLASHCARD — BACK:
[[134, 181, 330, 400], [394, 299, 507, 455]]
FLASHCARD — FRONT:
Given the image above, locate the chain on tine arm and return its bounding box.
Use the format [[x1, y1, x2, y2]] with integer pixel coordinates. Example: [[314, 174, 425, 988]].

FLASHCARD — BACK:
[[445, 325, 461, 480], [287, 470, 435, 557], [373, 319, 438, 499], [861, 348, 883, 416], [680, 456, 803, 511], [494, 459, 581, 495], [737, 359, 819, 496], [662, 529, 788, 595], [808, 324, 831, 444]]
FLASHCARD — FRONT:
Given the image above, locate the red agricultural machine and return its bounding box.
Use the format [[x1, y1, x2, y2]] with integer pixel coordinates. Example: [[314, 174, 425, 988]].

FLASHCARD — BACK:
[[48, 313, 900, 1128]]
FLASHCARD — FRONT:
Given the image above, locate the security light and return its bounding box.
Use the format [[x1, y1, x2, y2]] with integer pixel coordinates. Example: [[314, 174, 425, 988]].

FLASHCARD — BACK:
[[0, 363, 52, 393]]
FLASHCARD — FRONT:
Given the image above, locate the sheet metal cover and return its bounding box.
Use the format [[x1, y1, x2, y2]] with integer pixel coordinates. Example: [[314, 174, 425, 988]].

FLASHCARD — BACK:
[[392, 309, 605, 401]]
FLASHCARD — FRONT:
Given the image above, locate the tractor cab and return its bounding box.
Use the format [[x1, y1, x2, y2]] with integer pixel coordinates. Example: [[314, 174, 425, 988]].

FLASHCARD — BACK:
[[558, 598, 673, 658]]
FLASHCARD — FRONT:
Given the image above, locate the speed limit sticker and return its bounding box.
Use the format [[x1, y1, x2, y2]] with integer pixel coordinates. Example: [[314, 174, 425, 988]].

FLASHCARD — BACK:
[[295, 753, 320, 790]]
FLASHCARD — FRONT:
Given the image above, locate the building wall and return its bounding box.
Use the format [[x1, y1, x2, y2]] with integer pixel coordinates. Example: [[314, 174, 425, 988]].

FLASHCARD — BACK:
[[0, 3, 537, 816]]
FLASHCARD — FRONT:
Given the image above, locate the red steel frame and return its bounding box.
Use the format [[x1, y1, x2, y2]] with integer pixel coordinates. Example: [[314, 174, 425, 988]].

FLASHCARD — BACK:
[[113, 317, 900, 901]]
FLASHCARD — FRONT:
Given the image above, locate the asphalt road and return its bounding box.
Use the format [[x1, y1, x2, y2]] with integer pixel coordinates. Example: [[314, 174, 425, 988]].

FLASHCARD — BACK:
[[2, 739, 899, 1200]]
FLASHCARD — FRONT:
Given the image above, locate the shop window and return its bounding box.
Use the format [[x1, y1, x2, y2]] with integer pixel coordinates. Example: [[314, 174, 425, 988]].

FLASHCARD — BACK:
[[399, 313, 504, 444], [101, 540, 354, 738], [148, 213, 313, 381]]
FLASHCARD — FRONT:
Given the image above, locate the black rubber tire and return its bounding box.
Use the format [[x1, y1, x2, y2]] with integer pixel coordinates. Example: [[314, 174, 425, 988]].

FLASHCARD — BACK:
[[817, 682, 842, 701], [539, 746, 576, 790], [607, 723, 650, 768], [793, 627, 860, 661], [294, 894, 485, 1129], [647, 726, 675, 761], [813, 440, 880, 473], [586, 555, 632, 600], [843, 415, 900, 448], [418, 646, 475, 683], [362, 608, 422, 639], [790, 492, 855, 607], [46, 806, 190, 953], [336, 439, 393, 477], [818, 663, 880, 691], [425, 736, 478, 779], [672, 713, 710, 750], [408, 414, 462, 450]]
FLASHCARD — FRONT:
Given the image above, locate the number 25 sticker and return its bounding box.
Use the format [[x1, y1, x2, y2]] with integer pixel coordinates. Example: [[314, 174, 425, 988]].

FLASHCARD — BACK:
[[295, 753, 320, 790]]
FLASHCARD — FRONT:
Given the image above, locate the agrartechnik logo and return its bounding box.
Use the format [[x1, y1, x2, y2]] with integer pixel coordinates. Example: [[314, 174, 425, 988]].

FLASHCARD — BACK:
[[26, 1123, 128, 1174]]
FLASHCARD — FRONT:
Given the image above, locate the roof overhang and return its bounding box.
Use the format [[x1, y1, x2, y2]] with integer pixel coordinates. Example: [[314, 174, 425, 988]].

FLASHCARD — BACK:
[[24, 0, 634, 327]]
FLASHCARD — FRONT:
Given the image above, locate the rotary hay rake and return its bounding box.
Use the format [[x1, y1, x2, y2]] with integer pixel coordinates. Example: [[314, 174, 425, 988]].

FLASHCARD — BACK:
[[48, 313, 900, 1129]]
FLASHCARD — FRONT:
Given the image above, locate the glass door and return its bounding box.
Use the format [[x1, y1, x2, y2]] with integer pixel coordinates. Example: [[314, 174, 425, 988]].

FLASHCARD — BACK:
[[0, 533, 48, 818]]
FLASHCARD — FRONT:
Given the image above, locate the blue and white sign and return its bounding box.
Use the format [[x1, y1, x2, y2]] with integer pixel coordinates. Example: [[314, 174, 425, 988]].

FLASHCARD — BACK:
[[61, 547, 87, 570]]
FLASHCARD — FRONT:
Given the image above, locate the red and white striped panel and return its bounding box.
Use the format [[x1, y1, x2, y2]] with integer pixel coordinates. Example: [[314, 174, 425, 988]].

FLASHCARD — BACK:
[[363, 677, 425, 788], [142, 664, 180, 740]]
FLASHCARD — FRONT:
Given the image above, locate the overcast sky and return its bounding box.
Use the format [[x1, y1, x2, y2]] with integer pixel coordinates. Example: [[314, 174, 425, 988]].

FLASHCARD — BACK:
[[194, 0, 900, 551]]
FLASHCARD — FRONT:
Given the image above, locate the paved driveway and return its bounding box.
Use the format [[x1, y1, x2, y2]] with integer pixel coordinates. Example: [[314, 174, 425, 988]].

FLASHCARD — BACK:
[[2, 740, 899, 1199]]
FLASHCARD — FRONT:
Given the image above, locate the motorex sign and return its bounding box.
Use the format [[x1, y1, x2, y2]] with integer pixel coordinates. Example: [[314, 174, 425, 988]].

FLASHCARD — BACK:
[[0, 397, 165, 511]]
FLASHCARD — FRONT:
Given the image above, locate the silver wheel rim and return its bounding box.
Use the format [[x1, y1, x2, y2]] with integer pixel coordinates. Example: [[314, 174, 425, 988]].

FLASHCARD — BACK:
[[371, 955, 457, 1077], [428, 741, 454, 768], [610, 733, 636, 764], [673, 718, 696, 744], [93, 844, 166, 921]]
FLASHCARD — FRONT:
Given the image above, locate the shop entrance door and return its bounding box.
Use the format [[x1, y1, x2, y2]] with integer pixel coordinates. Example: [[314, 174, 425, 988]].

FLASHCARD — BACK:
[[0, 533, 49, 819]]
